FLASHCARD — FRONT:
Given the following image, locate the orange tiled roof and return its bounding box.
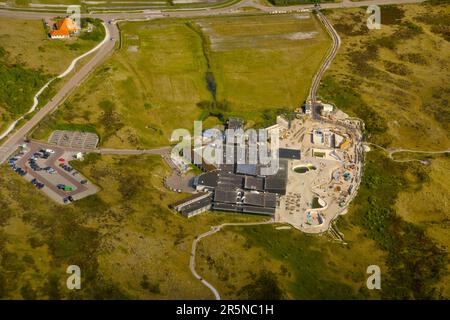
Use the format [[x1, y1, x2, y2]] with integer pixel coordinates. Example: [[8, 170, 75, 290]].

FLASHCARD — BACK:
[[50, 29, 70, 37], [56, 18, 79, 32]]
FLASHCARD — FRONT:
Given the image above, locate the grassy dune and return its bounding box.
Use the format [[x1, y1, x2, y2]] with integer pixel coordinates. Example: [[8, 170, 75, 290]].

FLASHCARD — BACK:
[[0, 154, 263, 299], [196, 223, 385, 299], [198, 14, 330, 122], [0, 17, 104, 134], [319, 4, 450, 149], [31, 13, 330, 147], [0, 18, 102, 75], [32, 19, 211, 148], [196, 4, 450, 299]]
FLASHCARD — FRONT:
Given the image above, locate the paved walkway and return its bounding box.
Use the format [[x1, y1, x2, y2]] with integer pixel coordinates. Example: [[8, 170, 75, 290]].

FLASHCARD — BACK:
[[0, 22, 119, 165], [365, 143, 450, 162], [190, 220, 278, 300]]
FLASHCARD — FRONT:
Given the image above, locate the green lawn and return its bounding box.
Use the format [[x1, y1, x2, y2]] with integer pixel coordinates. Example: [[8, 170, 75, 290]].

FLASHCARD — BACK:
[[0, 17, 102, 75], [319, 4, 450, 150], [0, 154, 263, 299], [0, 17, 104, 134], [195, 3, 450, 300], [31, 13, 331, 147], [196, 222, 384, 299], [198, 13, 330, 124]]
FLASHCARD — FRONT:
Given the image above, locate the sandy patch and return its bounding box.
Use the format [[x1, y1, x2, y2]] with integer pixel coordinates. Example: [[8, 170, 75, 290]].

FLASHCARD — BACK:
[[128, 45, 139, 52]]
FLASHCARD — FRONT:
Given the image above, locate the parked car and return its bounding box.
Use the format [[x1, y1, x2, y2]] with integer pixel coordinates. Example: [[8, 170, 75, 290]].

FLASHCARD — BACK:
[[80, 180, 88, 185], [15, 168, 26, 176]]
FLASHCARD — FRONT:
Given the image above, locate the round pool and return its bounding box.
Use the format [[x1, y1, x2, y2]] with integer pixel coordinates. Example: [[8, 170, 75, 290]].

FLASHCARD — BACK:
[[293, 164, 317, 173]]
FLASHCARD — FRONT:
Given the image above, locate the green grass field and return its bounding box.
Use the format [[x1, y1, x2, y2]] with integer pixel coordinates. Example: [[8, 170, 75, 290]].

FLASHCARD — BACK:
[[2, 3, 449, 300], [0, 17, 102, 75], [0, 154, 263, 299], [318, 5, 450, 297], [33, 19, 211, 148], [319, 4, 450, 150], [193, 3, 450, 300], [198, 14, 330, 122], [31, 13, 330, 148], [0, 17, 104, 134], [196, 223, 384, 299]]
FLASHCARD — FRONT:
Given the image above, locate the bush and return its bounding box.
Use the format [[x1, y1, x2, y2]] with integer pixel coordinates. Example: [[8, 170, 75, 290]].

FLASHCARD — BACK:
[[383, 60, 411, 76], [79, 18, 105, 42], [351, 151, 448, 299], [380, 5, 405, 25], [398, 52, 428, 65], [319, 76, 389, 141], [238, 271, 283, 299], [0, 64, 50, 116]]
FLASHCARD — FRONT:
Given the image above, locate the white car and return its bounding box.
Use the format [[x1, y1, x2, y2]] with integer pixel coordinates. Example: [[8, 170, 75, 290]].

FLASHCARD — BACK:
[[45, 149, 55, 154]]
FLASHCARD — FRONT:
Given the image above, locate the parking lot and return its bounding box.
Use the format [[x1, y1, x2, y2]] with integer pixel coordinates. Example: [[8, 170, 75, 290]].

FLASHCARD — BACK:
[[8, 142, 98, 204], [48, 130, 99, 149]]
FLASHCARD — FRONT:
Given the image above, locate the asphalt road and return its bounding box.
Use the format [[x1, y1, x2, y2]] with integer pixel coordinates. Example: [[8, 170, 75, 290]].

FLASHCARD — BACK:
[[0, 21, 118, 164], [309, 10, 341, 107], [0, 0, 430, 299], [0, 0, 427, 21], [14, 142, 89, 201], [190, 220, 278, 300], [365, 143, 450, 161], [0, 0, 427, 165]]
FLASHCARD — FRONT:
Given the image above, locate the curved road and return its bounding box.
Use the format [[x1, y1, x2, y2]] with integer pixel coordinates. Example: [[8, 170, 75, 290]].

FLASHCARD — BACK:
[[0, 0, 430, 300], [190, 220, 278, 300], [0, 20, 119, 164], [0, 0, 426, 164], [0, 21, 113, 141], [309, 10, 341, 108], [365, 143, 450, 162]]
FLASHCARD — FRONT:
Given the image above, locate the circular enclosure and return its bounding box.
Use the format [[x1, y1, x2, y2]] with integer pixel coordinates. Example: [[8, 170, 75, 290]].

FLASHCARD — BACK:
[[293, 164, 317, 174]]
